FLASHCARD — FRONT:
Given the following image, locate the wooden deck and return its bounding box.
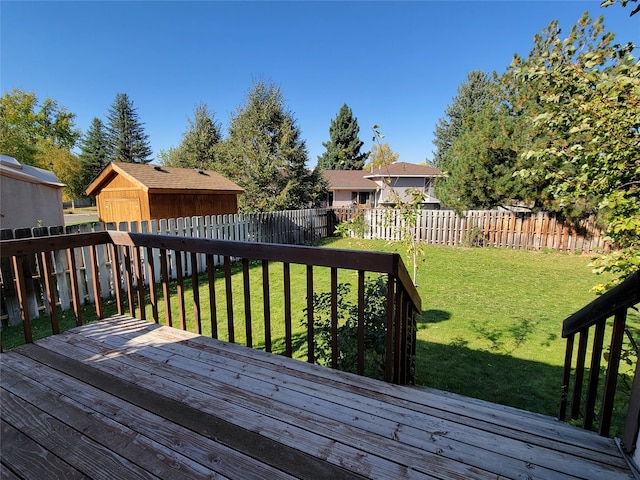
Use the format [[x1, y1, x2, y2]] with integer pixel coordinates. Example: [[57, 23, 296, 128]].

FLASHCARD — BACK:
[[1, 316, 634, 480]]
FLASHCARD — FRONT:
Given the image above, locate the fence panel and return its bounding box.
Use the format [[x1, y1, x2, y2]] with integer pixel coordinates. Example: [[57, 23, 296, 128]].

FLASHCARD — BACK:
[[335, 208, 606, 252]]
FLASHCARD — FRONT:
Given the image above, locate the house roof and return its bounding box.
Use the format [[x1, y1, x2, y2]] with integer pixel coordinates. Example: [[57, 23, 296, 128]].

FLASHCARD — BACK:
[[0, 154, 65, 189], [322, 170, 377, 191], [86, 162, 244, 196], [365, 162, 441, 178]]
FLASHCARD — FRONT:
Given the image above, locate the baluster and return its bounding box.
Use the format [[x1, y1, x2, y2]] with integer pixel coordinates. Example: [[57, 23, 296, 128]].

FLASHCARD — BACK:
[[146, 247, 159, 323], [224, 256, 234, 343], [207, 254, 217, 338], [175, 250, 186, 330], [191, 252, 201, 335], [242, 258, 252, 347], [306, 265, 314, 363], [262, 260, 271, 353], [283, 262, 292, 357]]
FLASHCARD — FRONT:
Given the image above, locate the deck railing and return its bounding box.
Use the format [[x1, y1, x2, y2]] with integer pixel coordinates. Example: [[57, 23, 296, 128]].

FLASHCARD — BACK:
[[0, 230, 421, 385], [559, 270, 640, 442]]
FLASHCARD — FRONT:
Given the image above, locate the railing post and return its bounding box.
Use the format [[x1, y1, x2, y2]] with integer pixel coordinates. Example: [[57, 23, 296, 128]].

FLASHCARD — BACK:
[[622, 354, 640, 452], [599, 309, 628, 436]]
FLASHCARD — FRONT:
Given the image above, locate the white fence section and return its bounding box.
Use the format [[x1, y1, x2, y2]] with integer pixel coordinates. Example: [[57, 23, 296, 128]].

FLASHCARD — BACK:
[[0, 209, 333, 326]]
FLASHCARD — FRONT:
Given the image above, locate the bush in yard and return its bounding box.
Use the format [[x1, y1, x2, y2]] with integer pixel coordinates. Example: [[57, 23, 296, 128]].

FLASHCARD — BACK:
[[302, 276, 388, 379]]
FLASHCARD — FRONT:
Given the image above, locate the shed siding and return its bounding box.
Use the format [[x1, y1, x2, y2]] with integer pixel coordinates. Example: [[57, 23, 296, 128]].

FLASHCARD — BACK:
[[96, 189, 146, 224], [149, 193, 238, 220]]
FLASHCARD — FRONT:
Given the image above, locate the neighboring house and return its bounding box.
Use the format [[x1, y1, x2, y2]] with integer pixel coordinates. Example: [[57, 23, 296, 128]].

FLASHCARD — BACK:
[[323, 162, 442, 208], [322, 170, 378, 207], [0, 154, 65, 229], [86, 162, 244, 224]]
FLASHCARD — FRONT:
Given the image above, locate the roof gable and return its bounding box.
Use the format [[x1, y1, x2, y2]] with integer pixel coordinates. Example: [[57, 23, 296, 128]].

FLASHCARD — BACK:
[[86, 162, 244, 196]]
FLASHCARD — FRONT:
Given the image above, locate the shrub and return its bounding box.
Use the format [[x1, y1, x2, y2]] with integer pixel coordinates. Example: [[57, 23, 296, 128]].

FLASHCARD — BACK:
[[302, 275, 388, 379]]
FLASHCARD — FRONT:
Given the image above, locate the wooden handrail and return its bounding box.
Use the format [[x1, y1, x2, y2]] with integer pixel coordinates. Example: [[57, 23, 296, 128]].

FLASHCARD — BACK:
[[0, 230, 421, 385], [562, 271, 640, 338], [559, 269, 640, 439]]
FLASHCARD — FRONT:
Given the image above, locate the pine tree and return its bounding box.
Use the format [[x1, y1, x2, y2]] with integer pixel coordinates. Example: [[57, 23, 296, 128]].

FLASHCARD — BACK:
[[78, 117, 110, 192], [220, 81, 326, 213], [106, 93, 152, 163], [432, 71, 494, 167], [158, 104, 221, 169], [317, 104, 368, 170]]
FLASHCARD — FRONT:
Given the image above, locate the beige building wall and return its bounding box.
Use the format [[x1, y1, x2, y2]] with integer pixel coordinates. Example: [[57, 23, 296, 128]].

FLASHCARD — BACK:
[[0, 174, 64, 229]]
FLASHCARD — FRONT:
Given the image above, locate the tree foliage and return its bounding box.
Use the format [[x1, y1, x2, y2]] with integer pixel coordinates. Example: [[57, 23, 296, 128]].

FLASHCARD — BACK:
[[432, 70, 495, 167], [365, 142, 399, 170], [0, 88, 80, 166], [317, 103, 368, 170], [601, 0, 640, 16], [106, 93, 152, 163], [220, 81, 326, 212], [78, 117, 110, 193], [512, 12, 639, 288], [158, 104, 222, 169], [434, 102, 532, 212]]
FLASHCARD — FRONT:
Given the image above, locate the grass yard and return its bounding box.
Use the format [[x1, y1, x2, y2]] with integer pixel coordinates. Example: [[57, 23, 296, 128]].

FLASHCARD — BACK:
[[2, 238, 637, 435]]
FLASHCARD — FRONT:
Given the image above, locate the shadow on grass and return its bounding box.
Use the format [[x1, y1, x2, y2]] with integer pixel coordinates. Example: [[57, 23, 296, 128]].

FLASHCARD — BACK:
[[413, 338, 631, 437], [421, 309, 451, 324]]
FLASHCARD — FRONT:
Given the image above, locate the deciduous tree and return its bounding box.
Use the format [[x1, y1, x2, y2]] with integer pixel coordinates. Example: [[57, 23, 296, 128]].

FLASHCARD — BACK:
[[106, 93, 152, 163], [0, 89, 80, 166], [317, 104, 368, 170], [365, 142, 399, 170], [512, 12, 639, 288]]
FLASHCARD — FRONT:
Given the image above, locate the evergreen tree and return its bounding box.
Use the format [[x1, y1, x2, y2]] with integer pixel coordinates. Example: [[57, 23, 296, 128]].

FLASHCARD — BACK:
[[78, 117, 110, 192], [158, 104, 222, 169], [317, 103, 368, 170], [220, 81, 326, 212], [432, 71, 494, 167], [106, 93, 152, 163]]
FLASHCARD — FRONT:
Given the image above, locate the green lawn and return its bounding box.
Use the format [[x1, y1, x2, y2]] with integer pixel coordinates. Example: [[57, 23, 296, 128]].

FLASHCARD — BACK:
[[3, 238, 637, 435]]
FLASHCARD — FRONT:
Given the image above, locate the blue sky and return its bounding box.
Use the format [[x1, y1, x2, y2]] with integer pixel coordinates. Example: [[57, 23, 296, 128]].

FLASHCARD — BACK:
[[2, 1, 637, 168]]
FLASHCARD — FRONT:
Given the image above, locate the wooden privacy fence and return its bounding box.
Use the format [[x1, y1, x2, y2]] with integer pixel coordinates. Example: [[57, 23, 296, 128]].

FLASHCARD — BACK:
[[0, 229, 421, 384], [0, 208, 336, 325], [334, 208, 607, 253]]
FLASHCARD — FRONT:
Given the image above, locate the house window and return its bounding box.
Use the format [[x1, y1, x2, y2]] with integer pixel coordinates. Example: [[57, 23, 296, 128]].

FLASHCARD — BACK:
[[352, 192, 370, 205]]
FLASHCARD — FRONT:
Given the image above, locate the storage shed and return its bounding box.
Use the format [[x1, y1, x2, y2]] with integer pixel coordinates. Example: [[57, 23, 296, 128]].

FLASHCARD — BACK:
[[86, 162, 244, 224], [0, 154, 65, 229]]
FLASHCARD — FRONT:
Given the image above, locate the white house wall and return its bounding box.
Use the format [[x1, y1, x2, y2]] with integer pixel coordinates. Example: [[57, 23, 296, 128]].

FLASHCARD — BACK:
[[375, 177, 429, 204], [0, 175, 64, 229]]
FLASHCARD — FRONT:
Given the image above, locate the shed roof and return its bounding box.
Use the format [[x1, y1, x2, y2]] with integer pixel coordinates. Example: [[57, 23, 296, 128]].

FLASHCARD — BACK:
[[323, 170, 378, 191], [86, 162, 244, 196], [365, 162, 441, 178]]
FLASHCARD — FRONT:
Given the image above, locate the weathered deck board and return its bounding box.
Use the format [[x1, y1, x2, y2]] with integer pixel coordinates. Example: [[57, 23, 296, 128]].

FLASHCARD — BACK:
[[1, 315, 635, 480]]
